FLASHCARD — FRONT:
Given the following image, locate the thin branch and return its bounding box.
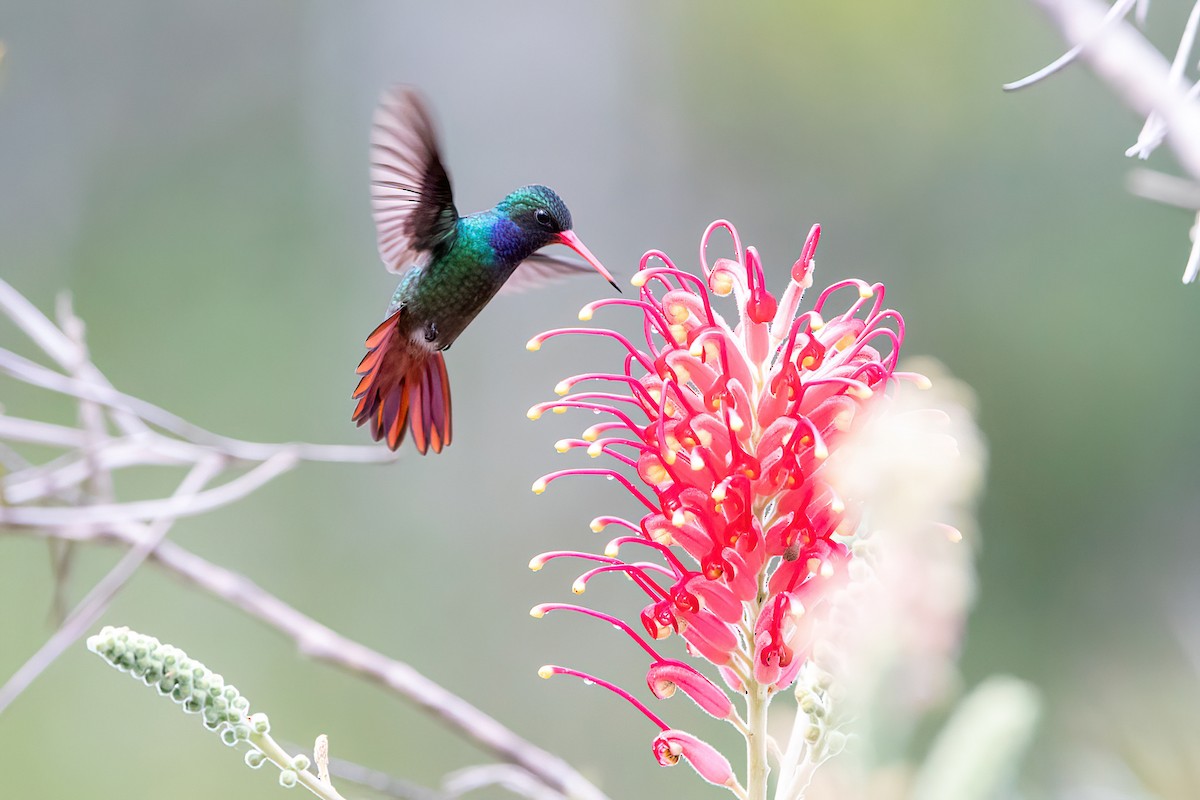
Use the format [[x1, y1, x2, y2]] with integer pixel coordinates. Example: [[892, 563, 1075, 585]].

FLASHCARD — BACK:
[[443, 764, 569, 800], [1127, 168, 1200, 209], [0, 449, 299, 529], [11, 525, 611, 800], [1126, 0, 1200, 159], [0, 455, 227, 714], [1003, 0, 1140, 91], [1029, 0, 1200, 180], [0, 345, 396, 464], [0, 277, 148, 437], [280, 742, 446, 800]]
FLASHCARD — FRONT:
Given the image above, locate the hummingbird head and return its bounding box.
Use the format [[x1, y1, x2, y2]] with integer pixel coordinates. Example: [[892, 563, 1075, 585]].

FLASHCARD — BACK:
[[497, 184, 573, 246], [494, 185, 619, 291]]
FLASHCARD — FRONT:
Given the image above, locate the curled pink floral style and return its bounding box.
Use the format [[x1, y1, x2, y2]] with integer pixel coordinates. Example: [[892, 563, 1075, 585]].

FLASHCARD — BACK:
[[528, 221, 923, 797]]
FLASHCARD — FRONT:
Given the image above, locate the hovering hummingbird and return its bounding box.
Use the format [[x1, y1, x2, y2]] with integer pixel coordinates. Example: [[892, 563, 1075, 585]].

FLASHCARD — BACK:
[[352, 86, 619, 454]]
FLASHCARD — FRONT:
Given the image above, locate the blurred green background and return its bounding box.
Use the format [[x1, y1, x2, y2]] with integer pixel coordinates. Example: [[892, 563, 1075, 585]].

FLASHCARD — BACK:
[[3, 2, 1200, 798]]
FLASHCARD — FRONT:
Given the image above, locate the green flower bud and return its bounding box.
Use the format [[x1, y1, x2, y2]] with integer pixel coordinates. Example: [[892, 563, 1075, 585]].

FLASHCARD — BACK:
[[249, 713, 270, 735], [245, 750, 266, 769], [279, 769, 298, 788], [290, 754, 310, 771], [87, 626, 258, 744]]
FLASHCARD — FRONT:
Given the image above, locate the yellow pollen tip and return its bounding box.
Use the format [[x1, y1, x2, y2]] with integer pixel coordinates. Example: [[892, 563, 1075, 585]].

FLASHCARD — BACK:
[[710, 271, 735, 297], [604, 541, 620, 557], [666, 303, 689, 323], [712, 485, 728, 503], [631, 271, 650, 287], [530, 606, 547, 618], [538, 666, 555, 679], [552, 406, 567, 415], [590, 518, 607, 533], [662, 449, 677, 466], [672, 509, 687, 527], [554, 380, 571, 396], [850, 385, 874, 399], [529, 557, 546, 571], [946, 526, 964, 543], [554, 439, 572, 453], [526, 338, 542, 352], [578, 306, 594, 322], [859, 285, 874, 299], [572, 579, 587, 595], [586, 442, 603, 458], [814, 444, 828, 460], [831, 497, 845, 514], [691, 453, 706, 471], [820, 561, 835, 578], [532, 478, 548, 495], [810, 313, 825, 331], [527, 407, 543, 420], [915, 374, 933, 390], [582, 426, 601, 442], [689, 342, 704, 358]]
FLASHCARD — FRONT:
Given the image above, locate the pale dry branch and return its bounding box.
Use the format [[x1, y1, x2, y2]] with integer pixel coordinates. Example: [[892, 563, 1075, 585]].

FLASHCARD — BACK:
[[0, 455, 228, 714], [1013, 0, 1200, 282]]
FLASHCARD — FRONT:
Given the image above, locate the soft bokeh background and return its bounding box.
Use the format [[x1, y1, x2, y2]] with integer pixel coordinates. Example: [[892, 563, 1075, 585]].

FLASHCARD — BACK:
[[3, 2, 1200, 798]]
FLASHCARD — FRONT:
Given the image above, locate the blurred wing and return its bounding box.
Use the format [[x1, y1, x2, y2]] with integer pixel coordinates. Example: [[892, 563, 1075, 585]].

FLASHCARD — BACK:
[[370, 86, 459, 274], [500, 253, 610, 295]]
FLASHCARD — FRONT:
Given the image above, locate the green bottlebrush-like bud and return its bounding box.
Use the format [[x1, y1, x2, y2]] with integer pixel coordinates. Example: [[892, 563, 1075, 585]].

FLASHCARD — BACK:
[[86, 626, 254, 741], [245, 750, 267, 769], [279, 769, 298, 788], [290, 754, 311, 771]]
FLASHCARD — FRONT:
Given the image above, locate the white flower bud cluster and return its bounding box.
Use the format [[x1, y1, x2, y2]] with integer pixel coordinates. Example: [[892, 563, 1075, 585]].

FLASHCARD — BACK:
[[86, 625, 261, 747], [793, 661, 846, 764]]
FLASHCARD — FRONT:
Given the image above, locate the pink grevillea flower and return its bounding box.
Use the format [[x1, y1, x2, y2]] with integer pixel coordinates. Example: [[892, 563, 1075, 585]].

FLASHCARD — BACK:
[[528, 221, 922, 797]]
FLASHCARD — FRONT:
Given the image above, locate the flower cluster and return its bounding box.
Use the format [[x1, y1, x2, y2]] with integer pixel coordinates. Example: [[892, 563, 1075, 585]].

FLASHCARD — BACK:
[[527, 221, 922, 796], [87, 626, 325, 794], [87, 625, 260, 746]]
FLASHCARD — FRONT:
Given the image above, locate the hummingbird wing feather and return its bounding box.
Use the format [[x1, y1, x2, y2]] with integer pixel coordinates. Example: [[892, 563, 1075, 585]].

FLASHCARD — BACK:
[[370, 86, 459, 275], [500, 253, 613, 295]]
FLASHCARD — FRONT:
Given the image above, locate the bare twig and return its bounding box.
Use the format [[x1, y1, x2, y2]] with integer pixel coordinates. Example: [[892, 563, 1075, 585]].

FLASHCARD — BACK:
[[443, 764, 569, 800], [282, 740, 445, 800], [1015, 0, 1200, 282], [0, 455, 228, 714], [1028, 0, 1200, 178], [1002, 0, 1140, 91], [1128, 168, 1200, 209]]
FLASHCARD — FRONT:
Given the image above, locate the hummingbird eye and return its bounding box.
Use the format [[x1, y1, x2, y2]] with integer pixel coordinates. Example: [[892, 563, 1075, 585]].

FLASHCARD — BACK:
[[534, 208, 555, 229]]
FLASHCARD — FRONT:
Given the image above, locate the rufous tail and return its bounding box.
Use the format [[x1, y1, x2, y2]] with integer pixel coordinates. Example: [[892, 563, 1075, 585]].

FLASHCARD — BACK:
[[352, 309, 452, 454]]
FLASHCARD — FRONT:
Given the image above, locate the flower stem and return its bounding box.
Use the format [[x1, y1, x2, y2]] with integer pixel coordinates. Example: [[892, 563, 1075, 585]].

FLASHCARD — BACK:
[[745, 680, 770, 800], [252, 732, 349, 800]]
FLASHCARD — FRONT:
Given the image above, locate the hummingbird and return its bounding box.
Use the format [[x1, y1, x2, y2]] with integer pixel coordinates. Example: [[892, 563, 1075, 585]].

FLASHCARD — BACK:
[[352, 86, 618, 454]]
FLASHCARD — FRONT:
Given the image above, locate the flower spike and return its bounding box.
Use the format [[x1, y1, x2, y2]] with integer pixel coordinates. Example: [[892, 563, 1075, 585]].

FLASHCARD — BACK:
[[529, 220, 931, 797]]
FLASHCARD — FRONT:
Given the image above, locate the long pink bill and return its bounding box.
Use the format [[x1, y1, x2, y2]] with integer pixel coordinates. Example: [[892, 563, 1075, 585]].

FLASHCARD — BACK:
[[554, 230, 621, 293]]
